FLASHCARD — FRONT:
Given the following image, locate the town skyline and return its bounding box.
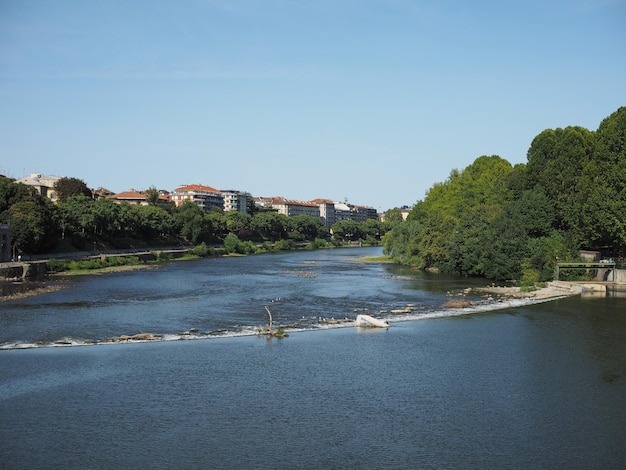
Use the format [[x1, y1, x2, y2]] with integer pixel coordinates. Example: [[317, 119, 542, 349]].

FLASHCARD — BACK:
[[13, 171, 383, 211]]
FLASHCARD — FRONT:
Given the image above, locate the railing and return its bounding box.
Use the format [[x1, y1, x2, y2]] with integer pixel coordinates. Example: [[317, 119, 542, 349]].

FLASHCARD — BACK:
[[555, 262, 616, 282]]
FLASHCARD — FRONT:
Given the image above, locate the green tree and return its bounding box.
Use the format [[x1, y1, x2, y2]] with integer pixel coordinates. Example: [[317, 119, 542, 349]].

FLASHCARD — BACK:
[[525, 126, 595, 230], [0, 177, 37, 216], [383, 207, 405, 224], [135, 205, 173, 240], [382, 219, 423, 266], [288, 215, 328, 241], [575, 107, 626, 249], [223, 233, 241, 254], [331, 220, 363, 242], [145, 186, 160, 206], [8, 199, 59, 254], [225, 211, 252, 239], [57, 195, 96, 236], [92, 197, 121, 238], [250, 212, 289, 241], [53, 177, 92, 202]]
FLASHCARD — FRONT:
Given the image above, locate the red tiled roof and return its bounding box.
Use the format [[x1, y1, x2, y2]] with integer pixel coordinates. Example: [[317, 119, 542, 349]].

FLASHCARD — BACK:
[[110, 190, 147, 200], [175, 184, 219, 192]]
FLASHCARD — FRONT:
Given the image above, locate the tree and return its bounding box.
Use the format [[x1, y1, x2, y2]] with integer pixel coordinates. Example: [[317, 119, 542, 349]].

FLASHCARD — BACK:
[[331, 220, 363, 242], [8, 199, 59, 254], [92, 197, 121, 238], [288, 215, 328, 241], [135, 205, 173, 240], [145, 186, 160, 206], [576, 106, 626, 249], [0, 177, 37, 216], [525, 126, 595, 230], [223, 233, 241, 254], [53, 177, 92, 202], [382, 219, 422, 266], [383, 207, 404, 225], [58, 195, 96, 236], [250, 212, 289, 241]]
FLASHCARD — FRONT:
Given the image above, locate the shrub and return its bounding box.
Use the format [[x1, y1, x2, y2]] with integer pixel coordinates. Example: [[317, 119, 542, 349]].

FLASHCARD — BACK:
[[223, 234, 240, 254], [47, 258, 70, 273], [190, 242, 213, 258], [274, 239, 296, 251], [520, 268, 540, 291], [239, 240, 258, 254]]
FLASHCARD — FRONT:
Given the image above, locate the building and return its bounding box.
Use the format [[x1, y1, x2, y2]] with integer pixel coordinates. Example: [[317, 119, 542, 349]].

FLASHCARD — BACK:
[[108, 190, 150, 205], [254, 196, 377, 226], [311, 199, 336, 228], [221, 190, 251, 214], [15, 173, 62, 203], [0, 224, 11, 262], [172, 184, 225, 213], [351, 205, 377, 223], [107, 189, 170, 206], [256, 197, 320, 218], [93, 187, 115, 199], [333, 202, 353, 222]]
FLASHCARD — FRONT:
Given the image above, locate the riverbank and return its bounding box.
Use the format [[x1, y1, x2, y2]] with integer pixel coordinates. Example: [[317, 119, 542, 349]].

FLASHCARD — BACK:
[[476, 282, 578, 300], [0, 264, 163, 302]]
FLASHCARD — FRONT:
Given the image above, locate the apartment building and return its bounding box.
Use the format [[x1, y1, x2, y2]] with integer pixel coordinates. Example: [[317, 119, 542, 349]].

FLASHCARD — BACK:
[[221, 190, 251, 214], [15, 173, 62, 203], [311, 199, 336, 228], [256, 197, 320, 218], [172, 184, 224, 212]]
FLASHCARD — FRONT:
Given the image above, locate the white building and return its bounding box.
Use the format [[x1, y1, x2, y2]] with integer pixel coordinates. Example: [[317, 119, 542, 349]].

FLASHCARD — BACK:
[[221, 190, 251, 214]]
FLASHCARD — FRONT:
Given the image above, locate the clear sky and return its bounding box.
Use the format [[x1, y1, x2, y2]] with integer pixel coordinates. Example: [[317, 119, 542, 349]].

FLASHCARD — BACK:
[[1, 0, 625, 211]]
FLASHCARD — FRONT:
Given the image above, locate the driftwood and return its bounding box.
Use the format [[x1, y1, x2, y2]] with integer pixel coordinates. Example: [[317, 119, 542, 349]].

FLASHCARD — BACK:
[[259, 306, 288, 338]]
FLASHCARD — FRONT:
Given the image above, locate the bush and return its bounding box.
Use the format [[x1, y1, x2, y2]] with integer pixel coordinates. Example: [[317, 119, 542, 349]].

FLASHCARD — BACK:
[[520, 268, 540, 291], [190, 242, 214, 258], [239, 240, 258, 254], [223, 233, 241, 254], [274, 239, 296, 251], [47, 258, 70, 273], [65, 256, 142, 271]]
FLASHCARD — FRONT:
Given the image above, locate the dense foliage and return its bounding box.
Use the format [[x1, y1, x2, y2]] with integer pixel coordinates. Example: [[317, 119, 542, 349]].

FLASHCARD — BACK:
[[0, 178, 389, 256], [383, 106, 626, 281]]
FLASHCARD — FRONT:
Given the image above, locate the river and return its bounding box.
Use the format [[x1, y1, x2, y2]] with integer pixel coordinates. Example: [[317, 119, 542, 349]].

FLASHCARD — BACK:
[[1, 247, 625, 468]]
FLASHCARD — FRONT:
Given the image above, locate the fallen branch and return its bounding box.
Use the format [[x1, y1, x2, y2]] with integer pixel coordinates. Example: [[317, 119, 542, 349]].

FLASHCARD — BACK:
[[260, 306, 288, 338]]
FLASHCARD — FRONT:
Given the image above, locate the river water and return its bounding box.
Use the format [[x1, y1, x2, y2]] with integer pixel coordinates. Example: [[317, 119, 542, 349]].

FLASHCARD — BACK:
[[1, 247, 625, 469]]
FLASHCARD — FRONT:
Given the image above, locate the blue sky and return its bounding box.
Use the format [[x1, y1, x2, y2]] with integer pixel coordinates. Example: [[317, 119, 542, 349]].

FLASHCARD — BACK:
[[1, 0, 624, 211]]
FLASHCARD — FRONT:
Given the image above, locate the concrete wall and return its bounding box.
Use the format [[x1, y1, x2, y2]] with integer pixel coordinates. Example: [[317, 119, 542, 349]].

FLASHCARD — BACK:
[[597, 268, 626, 282]]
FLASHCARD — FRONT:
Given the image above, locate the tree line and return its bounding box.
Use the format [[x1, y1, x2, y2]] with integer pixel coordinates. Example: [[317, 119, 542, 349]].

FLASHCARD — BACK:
[[383, 106, 626, 284], [0, 177, 390, 256]]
